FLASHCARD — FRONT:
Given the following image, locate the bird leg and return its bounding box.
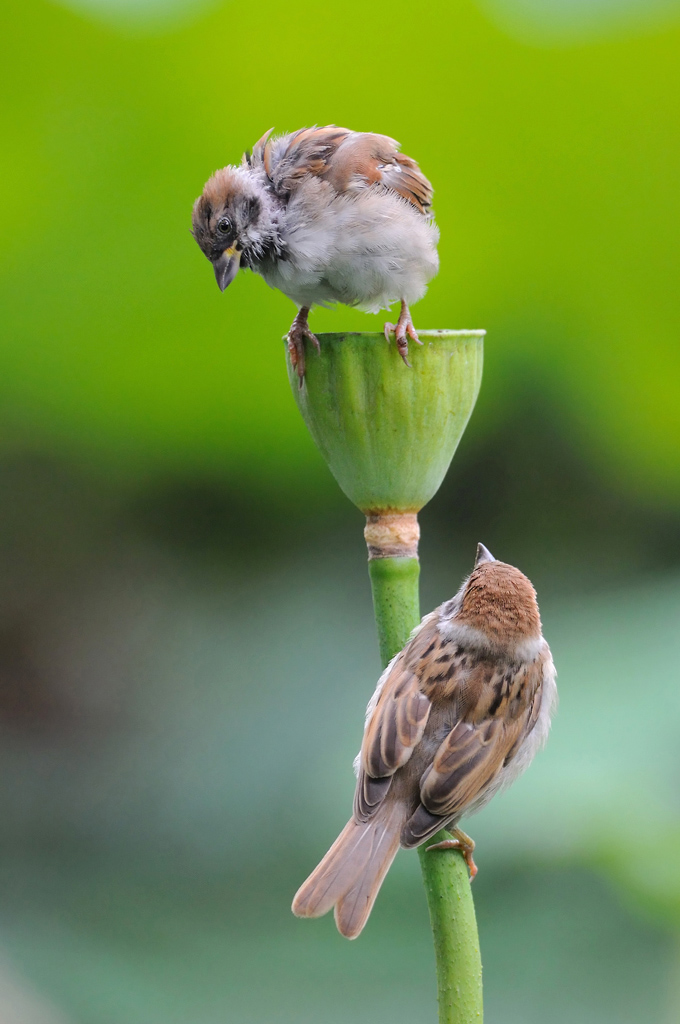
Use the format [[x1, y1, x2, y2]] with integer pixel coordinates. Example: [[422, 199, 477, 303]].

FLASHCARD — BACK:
[[426, 826, 478, 881], [384, 300, 423, 367], [287, 307, 320, 385]]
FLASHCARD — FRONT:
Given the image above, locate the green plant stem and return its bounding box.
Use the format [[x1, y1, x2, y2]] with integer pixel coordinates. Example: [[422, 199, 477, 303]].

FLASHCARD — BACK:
[[367, 557, 421, 666], [418, 837, 483, 1023], [368, 555, 483, 1024]]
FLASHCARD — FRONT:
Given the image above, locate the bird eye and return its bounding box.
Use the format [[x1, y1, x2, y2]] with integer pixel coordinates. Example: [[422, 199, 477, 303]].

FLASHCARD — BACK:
[[217, 217, 231, 234]]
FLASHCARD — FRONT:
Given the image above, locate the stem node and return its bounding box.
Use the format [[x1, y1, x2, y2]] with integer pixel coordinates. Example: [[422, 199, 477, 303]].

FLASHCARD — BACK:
[[364, 512, 420, 560]]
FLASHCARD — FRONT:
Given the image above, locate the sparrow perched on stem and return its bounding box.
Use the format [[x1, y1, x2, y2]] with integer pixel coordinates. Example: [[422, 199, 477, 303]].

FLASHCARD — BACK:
[[292, 544, 557, 939], [191, 126, 439, 381]]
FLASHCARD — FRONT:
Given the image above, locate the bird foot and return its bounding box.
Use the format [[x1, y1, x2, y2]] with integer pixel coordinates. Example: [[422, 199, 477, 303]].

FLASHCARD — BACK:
[[384, 303, 423, 367], [287, 308, 320, 386], [426, 827, 478, 881]]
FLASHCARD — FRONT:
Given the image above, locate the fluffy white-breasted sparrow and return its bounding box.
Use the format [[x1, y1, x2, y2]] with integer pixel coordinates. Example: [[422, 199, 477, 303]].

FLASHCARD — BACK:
[[191, 126, 439, 380], [292, 544, 557, 938]]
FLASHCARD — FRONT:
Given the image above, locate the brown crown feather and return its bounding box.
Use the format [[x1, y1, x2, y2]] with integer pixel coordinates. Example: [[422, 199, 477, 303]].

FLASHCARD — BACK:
[[458, 562, 542, 641]]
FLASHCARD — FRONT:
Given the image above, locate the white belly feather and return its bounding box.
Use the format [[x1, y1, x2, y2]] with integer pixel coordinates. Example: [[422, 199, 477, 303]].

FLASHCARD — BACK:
[[257, 179, 439, 312]]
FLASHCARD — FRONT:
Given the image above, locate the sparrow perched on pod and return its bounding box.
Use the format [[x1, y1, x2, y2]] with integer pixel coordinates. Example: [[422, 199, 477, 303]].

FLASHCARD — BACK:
[[292, 544, 557, 939], [191, 126, 439, 380]]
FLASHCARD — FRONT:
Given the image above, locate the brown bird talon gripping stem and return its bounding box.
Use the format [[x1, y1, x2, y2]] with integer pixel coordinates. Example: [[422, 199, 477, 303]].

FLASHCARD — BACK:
[[426, 828, 479, 882]]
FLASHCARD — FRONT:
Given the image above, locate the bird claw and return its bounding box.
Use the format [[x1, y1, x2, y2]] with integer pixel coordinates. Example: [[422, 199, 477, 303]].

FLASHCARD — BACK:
[[407, 321, 424, 346], [384, 320, 412, 365], [287, 310, 319, 386], [426, 829, 478, 881], [384, 302, 422, 367]]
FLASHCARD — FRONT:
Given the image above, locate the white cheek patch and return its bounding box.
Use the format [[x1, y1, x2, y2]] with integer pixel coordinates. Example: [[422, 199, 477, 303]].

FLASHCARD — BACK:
[[438, 621, 493, 653], [514, 635, 547, 663]]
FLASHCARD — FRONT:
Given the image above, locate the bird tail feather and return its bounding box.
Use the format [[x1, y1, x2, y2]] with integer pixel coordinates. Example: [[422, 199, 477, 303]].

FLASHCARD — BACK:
[[292, 803, 402, 939]]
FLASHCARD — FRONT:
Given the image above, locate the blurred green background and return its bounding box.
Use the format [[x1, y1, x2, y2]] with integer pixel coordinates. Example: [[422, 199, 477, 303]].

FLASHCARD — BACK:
[[0, 0, 679, 1020]]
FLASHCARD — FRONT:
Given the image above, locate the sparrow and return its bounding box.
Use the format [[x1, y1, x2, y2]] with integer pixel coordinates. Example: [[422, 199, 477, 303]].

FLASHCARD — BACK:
[[191, 126, 439, 381], [292, 544, 557, 939]]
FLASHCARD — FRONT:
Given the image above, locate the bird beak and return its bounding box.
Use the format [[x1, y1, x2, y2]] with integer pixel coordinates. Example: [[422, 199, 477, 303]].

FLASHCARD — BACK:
[[213, 247, 241, 291], [475, 543, 496, 566]]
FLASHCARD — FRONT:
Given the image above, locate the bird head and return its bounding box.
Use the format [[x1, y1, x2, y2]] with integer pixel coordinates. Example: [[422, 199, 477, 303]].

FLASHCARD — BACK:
[[191, 166, 271, 291], [441, 544, 543, 656], [458, 543, 542, 647]]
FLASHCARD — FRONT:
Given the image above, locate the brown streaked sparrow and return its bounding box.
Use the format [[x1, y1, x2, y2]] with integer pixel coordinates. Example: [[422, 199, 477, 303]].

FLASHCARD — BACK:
[[191, 126, 439, 380], [292, 543, 557, 939]]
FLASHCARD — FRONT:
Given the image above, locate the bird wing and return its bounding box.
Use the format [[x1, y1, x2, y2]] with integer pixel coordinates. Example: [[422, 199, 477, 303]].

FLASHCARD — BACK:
[[401, 655, 547, 845], [322, 131, 434, 213], [251, 125, 434, 213], [354, 616, 439, 821]]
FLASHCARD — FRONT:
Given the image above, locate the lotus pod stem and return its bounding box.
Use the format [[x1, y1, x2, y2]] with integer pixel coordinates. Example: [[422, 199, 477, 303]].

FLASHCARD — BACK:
[[286, 329, 485, 1023], [366, 548, 483, 1024]]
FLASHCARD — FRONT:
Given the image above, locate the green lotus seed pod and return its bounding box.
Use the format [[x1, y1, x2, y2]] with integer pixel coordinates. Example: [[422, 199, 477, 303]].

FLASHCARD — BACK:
[[286, 331, 484, 515]]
